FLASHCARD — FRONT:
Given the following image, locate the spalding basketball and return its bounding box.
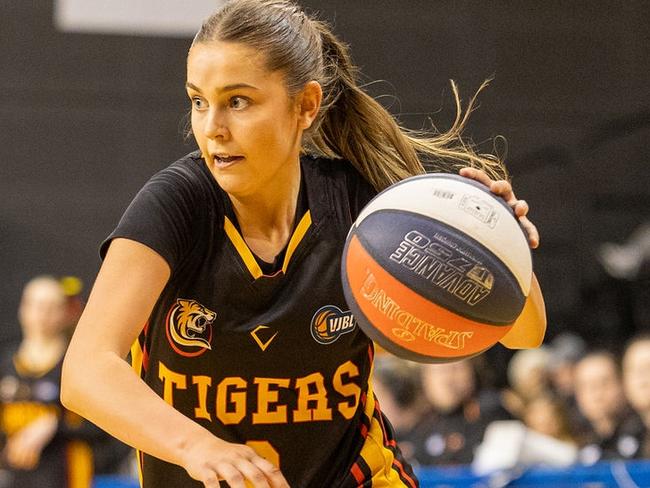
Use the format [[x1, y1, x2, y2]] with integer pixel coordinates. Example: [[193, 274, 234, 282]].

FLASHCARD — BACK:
[[341, 174, 533, 363]]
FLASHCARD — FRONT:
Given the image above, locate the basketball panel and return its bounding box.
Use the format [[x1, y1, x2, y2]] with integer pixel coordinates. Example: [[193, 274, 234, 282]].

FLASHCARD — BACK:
[[354, 175, 532, 294], [354, 210, 526, 324], [342, 235, 513, 361]]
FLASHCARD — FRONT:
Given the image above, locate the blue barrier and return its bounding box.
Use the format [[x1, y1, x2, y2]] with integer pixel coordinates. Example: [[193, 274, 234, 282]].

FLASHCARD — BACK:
[[93, 476, 138, 488], [94, 461, 650, 487], [416, 460, 650, 487]]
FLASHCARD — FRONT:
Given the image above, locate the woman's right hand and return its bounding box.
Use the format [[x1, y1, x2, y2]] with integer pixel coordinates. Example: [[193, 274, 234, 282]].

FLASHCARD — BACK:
[[182, 435, 290, 488]]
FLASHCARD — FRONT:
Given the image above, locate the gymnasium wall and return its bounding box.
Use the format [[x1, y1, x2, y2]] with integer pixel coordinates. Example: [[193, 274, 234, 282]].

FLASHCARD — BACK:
[[1, 1, 648, 347]]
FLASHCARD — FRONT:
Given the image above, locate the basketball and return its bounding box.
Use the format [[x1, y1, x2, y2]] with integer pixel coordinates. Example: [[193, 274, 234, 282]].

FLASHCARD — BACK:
[[341, 174, 533, 363]]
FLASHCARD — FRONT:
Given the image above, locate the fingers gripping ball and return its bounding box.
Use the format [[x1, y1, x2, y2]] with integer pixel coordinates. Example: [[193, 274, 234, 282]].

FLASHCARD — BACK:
[[341, 174, 534, 363]]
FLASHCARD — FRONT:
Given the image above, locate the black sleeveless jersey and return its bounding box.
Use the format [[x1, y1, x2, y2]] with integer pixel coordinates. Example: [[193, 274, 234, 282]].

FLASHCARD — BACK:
[[102, 151, 418, 488]]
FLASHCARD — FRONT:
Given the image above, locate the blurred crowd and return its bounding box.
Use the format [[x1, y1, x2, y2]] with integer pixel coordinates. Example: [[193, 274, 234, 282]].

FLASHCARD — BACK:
[[374, 330, 650, 472], [0, 276, 134, 488], [2, 268, 649, 486]]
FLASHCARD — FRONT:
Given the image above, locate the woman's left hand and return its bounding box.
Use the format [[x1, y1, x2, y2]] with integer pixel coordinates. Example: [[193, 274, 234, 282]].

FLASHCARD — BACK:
[[459, 167, 539, 249]]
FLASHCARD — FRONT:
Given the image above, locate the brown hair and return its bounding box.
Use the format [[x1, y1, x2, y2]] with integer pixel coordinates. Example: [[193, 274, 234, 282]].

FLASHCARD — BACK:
[[193, 0, 506, 191]]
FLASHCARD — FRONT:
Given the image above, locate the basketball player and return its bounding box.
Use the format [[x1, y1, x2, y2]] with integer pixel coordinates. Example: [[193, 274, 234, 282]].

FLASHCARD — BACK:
[[61, 1, 542, 486], [1, 276, 95, 487]]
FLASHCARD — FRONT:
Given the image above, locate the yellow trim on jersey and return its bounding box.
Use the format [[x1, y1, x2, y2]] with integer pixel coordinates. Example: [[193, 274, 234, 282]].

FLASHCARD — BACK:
[[136, 449, 144, 488], [66, 440, 93, 488], [224, 216, 263, 279], [131, 339, 144, 378], [282, 210, 312, 273], [224, 212, 312, 278], [358, 376, 412, 487]]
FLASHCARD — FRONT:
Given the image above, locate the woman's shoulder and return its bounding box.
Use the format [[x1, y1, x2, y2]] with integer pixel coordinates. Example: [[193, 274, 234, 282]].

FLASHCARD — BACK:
[[300, 153, 374, 195], [148, 150, 214, 191], [300, 153, 364, 181], [300, 154, 377, 222], [100, 151, 221, 265]]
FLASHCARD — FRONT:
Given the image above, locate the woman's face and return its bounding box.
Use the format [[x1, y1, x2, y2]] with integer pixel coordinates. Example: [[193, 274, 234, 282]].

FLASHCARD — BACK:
[[574, 355, 624, 422], [421, 360, 475, 413], [18, 281, 67, 338], [623, 341, 650, 414], [186, 41, 313, 199], [524, 397, 563, 439]]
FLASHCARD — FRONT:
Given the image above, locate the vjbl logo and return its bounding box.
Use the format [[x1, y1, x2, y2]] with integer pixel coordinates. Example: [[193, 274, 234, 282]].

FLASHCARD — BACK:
[[310, 305, 357, 345]]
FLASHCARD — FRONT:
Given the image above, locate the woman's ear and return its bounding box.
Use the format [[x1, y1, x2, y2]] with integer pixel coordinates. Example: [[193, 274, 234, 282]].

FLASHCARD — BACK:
[[297, 81, 323, 130]]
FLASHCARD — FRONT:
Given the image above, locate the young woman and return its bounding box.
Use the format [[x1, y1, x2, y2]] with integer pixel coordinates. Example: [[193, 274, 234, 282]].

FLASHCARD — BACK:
[[61, 1, 540, 487]]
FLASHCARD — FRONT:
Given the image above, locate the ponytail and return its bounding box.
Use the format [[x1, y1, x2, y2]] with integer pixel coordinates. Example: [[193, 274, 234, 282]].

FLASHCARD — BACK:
[[308, 21, 507, 191]]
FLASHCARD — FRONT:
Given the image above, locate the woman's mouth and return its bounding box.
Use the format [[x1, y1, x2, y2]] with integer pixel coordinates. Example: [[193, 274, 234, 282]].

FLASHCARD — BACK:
[[213, 154, 244, 168]]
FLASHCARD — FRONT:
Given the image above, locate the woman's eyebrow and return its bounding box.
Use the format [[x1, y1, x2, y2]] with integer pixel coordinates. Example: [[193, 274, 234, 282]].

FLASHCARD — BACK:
[[185, 82, 259, 92]]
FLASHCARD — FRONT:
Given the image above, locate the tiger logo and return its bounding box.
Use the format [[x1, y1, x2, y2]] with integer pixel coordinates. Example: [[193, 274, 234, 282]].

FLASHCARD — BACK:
[[166, 299, 216, 357]]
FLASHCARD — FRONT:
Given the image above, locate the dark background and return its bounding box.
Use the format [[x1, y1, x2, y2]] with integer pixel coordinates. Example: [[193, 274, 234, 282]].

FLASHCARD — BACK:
[[2, 1, 649, 350]]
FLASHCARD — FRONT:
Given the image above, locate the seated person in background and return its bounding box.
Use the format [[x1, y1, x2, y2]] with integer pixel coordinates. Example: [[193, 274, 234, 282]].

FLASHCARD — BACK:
[[372, 354, 428, 465], [0, 276, 100, 488], [523, 393, 578, 445], [547, 332, 586, 407], [573, 350, 641, 464], [620, 334, 650, 459], [502, 347, 552, 418], [411, 358, 511, 466]]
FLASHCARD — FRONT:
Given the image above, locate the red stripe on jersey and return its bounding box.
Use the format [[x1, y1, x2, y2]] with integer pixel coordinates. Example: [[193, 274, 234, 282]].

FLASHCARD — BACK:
[[373, 399, 390, 445], [141, 322, 150, 372], [350, 462, 365, 485], [373, 396, 419, 487], [142, 345, 150, 372], [359, 423, 368, 438], [392, 458, 418, 488]]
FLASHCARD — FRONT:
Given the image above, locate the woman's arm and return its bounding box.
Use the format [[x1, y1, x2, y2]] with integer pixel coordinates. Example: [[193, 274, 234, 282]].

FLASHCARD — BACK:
[[61, 238, 288, 488]]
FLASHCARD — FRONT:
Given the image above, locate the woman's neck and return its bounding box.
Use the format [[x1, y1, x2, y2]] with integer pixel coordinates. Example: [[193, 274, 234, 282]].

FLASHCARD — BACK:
[[229, 162, 301, 262]]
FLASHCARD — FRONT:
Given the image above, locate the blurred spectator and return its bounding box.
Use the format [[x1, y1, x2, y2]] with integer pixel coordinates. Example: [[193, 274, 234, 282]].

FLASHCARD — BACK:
[[547, 332, 586, 404], [0, 276, 98, 487], [621, 334, 650, 458], [503, 347, 552, 418], [573, 350, 640, 464], [372, 354, 427, 463], [410, 358, 511, 466], [523, 394, 578, 445]]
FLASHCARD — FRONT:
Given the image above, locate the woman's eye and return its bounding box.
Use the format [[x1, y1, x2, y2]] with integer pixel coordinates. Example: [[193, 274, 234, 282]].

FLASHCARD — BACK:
[[192, 97, 206, 110], [230, 97, 249, 110]]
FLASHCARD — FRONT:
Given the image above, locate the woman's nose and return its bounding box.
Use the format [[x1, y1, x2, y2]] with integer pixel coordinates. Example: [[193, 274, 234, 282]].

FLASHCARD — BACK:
[[204, 108, 230, 139]]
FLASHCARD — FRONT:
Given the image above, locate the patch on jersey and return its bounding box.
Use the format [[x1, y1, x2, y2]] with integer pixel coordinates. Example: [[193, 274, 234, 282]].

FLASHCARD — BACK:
[[310, 305, 357, 345], [250, 325, 279, 351], [166, 298, 216, 357]]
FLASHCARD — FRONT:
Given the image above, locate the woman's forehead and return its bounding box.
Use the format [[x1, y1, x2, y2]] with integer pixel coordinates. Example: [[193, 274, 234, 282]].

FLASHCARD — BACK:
[[187, 41, 271, 83]]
